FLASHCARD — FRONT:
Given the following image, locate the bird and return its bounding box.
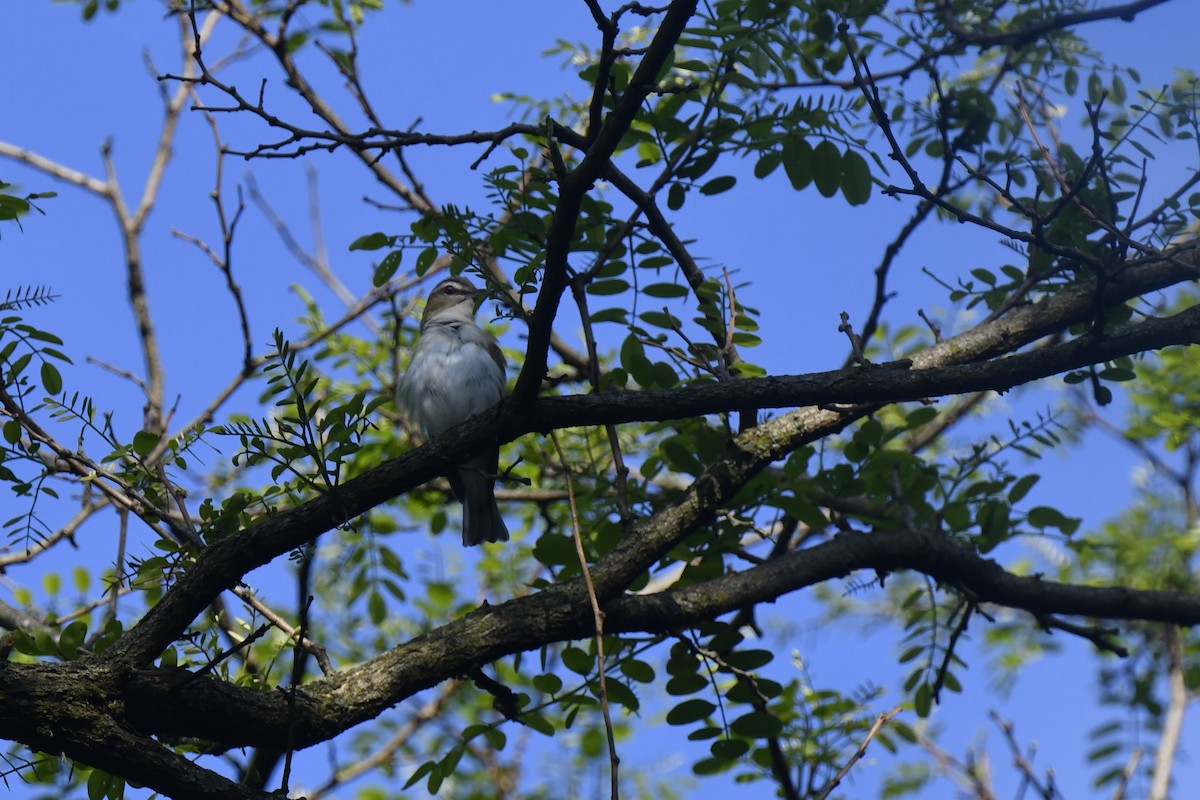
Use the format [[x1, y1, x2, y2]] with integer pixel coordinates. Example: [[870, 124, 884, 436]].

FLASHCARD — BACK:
[[397, 276, 510, 546]]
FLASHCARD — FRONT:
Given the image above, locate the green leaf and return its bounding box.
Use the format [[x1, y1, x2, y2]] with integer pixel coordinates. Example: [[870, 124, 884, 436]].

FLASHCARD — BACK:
[[588, 307, 628, 324], [692, 756, 732, 776], [1099, 367, 1136, 382], [350, 231, 390, 251], [723, 648, 773, 670], [652, 361, 678, 387], [812, 140, 842, 197], [1008, 474, 1039, 503], [667, 182, 687, 210], [640, 310, 679, 329], [666, 672, 708, 695], [521, 711, 556, 736], [403, 760, 436, 790], [94, 618, 123, 654], [603, 678, 640, 711], [533, 533, 577, 566], [731, 360, 766, 378], [40, 362, 62, 395], [0, 195, 30, 215], [840, 149, 872, 205], [906, 406, 939, 429], [59, 620, 88, 661], [729, 710, 783, 738], [10, 630, 35, 657], [699, 175, 737, 195], [532, 673, 563, 695], [637, 256, 674, 270], [620, 659, 655, 683], [1064, 67, 1079, 96], [367, 591, 387, 625], [285, 31, 309, 53], [781, 137, 813, 190], [914, 682, 933, 717], [373, 250, 403, 287], [586, 279, 630, 296], [976, 500, 1010, 552], [561, 646, 594, 675], [643, 282, 689, 299], [666, 698, 716, 725], [1027, 505, 1071, 530], [754, 152, 782, 178], [415, 246, 438, 275], [132, 430, 161, 458], [970, 268, 996, 286], [620, 334, 656, 388], [87, 768, 112, 800], [711, 738, 750, 759]]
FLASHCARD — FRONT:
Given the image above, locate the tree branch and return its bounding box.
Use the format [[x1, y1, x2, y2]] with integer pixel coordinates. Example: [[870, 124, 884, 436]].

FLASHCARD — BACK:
[[511, 0, 700, 407], [25, 524, 1200, 762], [98, 241, 1200, 670]]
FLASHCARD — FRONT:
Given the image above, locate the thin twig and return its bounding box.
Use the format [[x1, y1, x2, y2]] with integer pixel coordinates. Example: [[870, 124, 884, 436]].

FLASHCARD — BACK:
[[1111, 747, 1143, 800], [550, 430, 619, 800], [230, 584, 333, 675], [816, 705, 902, 800], [838, 312, 869, 366]]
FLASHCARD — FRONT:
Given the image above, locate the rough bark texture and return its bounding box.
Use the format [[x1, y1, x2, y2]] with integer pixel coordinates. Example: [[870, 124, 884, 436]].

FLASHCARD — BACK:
[[2, 240, 1197, 799]]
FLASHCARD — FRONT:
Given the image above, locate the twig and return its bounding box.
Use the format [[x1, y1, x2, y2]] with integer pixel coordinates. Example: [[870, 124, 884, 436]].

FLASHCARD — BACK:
[[1149, 625, 1187, 800], [919, 730, 999, 800], [246, 170, 366, 320], [1111, 747, 1143, 800], [838, 312, 869, 366], [550, 430, 620, 800], [189, 623, 272, 682], [990, 711, 1059, 799], [932, 602, 973, 703], [849, 198, 940, 365], [816, 705, 902, 800], [1033, 613, 1128, 657], [567, 277, 632, 522], [230, 585, 333, 675], [917, 309, 942, 343], [0, 500, 105, 568]]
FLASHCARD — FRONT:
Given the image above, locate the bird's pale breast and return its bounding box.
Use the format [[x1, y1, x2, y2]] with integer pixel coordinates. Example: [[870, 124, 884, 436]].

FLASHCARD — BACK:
[[400, 321, 505, 437]]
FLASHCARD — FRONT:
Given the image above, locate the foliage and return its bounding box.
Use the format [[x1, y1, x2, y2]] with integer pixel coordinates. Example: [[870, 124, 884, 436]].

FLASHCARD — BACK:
[[0, 1, 1199, 799]]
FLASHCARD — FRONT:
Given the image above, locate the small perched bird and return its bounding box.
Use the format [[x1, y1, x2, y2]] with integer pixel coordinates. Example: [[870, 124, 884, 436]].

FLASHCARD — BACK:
[[397, 276, 509, 546]]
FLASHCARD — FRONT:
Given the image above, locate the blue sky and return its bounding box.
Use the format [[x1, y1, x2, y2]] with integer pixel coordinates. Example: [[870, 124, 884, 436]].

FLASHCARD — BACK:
[[2, 1, 1199, 797]]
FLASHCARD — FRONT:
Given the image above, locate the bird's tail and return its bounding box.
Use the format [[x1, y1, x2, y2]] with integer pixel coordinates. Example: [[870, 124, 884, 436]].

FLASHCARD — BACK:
[[453, 457, 509, 546], [463, 488, 509, 546]]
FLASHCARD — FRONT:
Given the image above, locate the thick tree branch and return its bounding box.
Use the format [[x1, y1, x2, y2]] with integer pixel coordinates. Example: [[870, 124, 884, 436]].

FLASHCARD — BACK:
[[33, 248, 1186, 792], [8, 2, 1193, 797], [0, 662, 260, 799], [607, 528, 1200, 631], [98, 241, 1200, 671], [24, 523, 1200, 761]]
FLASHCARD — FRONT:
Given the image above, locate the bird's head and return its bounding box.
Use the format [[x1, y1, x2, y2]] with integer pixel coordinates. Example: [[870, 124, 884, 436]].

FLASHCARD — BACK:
[[420, 276, 486, 328]]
